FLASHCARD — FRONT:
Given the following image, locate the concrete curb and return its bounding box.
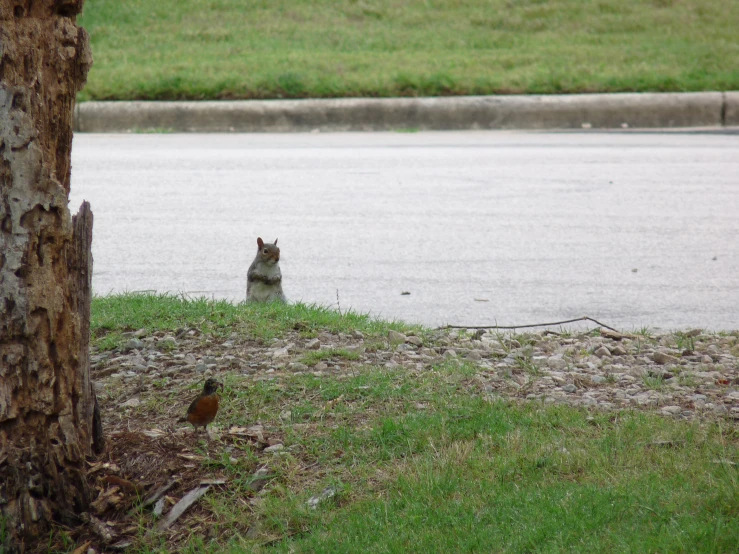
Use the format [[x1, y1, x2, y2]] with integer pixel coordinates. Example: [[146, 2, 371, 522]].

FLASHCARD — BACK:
[[74, 92, 734, 133], [725, 91, 739, 126]]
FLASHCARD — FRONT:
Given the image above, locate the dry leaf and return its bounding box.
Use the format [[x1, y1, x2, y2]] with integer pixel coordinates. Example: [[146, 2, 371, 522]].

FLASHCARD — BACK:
[[71, 541, 91, 554], [323, 394, 345, 411]]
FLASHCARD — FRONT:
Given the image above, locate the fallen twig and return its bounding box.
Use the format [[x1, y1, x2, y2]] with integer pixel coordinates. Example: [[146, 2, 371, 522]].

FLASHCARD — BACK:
[[438, 316, 620, 333]]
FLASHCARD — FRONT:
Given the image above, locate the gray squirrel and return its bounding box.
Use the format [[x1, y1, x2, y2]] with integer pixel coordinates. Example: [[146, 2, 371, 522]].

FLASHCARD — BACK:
[[246, 237, 286, 303]]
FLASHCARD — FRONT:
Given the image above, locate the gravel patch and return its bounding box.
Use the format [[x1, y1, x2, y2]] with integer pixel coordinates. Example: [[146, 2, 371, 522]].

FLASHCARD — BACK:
[[93, 327, 739, 426]]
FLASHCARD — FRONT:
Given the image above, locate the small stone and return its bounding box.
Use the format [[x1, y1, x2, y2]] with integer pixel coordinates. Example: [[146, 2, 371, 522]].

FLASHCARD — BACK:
[[547, 357, 567, 370], [307, 486, 337, 509], [352, 330, 365, 339], [158, 335, 177, 350], [306, 338, 321, 350], [563, 384, 577, 393], [388, 330, 407, 343], [406, 336, 423, 347], [467, 350, 482, 361], [660, 405, 681, 415], [702, 355, 713, 364], [264, 444, 284, 453], [548, 373, 566, 385], [124, 339, 144, 352], [195, 363, 208, 373], [611, 345, 628, 356], [714, 404, 729, 415], [289, 362, 310, 372], [133, 328, 148, 338], [120, 397, 141, 408], [315, 362, 328, 371], [594, 346, 610, 358], [653, 351, 679, 365], [590, 375, 607, 384], [443, 349, 457, 359], [272, 347, 290, 359]]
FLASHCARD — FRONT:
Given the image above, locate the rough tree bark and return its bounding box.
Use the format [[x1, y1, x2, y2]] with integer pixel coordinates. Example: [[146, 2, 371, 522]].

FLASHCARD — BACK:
[[0, 1, 98, 551]]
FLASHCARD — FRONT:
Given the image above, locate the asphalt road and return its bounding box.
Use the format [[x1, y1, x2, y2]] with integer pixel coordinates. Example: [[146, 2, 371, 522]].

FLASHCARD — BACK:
[[69, 131, 739, 331]]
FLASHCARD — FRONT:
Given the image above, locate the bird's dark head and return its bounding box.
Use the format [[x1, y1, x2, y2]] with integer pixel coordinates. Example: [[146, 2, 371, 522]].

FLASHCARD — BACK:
[[203, 378, 223, 395]]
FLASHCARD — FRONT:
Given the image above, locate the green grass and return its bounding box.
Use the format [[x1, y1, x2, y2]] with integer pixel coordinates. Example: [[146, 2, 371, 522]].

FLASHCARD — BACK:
[[203, 368, 739, 553], [90, 292, 416, 348], [77, 0, 739, 101], [87, 294, 739, 553], [300, 348, 362, 367]]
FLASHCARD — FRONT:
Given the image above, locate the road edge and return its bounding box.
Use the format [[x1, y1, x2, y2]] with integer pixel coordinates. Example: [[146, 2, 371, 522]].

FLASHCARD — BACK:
[[75, 91, 739, 133]]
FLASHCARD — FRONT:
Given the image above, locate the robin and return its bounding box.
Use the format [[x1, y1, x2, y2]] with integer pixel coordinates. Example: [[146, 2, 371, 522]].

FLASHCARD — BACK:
[[184, 378, 223, 434]]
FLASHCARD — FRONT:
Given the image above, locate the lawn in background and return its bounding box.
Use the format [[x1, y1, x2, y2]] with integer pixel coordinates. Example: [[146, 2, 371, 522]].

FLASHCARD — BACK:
[[78, 0, 739, 101]]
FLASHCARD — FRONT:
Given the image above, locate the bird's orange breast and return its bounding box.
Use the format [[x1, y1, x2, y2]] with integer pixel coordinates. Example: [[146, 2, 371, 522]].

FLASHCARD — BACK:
[[187, 394, 219, 426]]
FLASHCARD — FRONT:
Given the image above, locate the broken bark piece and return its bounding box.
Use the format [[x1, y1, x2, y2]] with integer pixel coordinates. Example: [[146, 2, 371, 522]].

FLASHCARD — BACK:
[[153, 497, 166, 517], [90, 486, 123, 515], [81, 513, 116, 544], [156, 485, 211, 531], [138, 477, 180, 511]]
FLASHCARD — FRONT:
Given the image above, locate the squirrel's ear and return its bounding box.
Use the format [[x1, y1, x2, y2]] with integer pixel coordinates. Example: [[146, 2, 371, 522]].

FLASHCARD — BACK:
[[257, 237, 264, 249], [274, 238, 278, 245]]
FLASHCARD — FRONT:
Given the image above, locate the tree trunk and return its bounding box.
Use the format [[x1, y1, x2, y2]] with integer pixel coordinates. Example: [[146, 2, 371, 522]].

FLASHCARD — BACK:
[[0, 1, 95, 551]]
